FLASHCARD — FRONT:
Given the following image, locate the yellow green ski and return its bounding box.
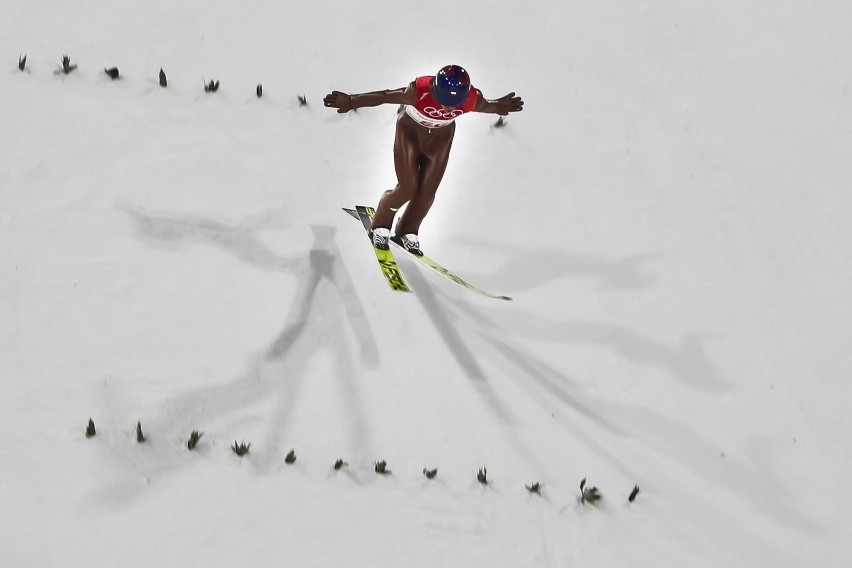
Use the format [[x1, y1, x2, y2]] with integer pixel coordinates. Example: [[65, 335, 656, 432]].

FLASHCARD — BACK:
[[344, 207, 512, 301]]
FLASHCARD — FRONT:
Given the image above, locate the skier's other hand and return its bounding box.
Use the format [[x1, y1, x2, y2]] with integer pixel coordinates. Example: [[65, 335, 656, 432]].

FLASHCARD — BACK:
[[495, 92, 524, 115], [323, 90, 354, 113]]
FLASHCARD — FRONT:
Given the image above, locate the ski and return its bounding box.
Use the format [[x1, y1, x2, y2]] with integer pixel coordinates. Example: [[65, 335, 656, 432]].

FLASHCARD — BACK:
[[343, 206, 411, 292], [344, 207, 512, 301]]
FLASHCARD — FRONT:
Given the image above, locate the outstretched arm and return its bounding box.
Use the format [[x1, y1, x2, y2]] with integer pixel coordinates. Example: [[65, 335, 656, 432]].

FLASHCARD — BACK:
[[474, 90, 524, 115], [324, 84, 415, 113]]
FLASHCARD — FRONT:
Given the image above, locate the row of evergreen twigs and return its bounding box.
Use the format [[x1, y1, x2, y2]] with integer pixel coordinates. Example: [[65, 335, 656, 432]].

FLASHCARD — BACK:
[[17, 53, 308, 102], [85, 418, 638, 504]]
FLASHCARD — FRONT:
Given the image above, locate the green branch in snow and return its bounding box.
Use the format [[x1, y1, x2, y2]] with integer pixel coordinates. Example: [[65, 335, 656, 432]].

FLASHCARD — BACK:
[[85, 418, 96, 438], [580, 477, 603, 505], [187, 431, 203, 450], [60, 55, 77, 74], [477, 467, 488, 485], [232, 440, 251, 457], [629, 485, 640, 503]]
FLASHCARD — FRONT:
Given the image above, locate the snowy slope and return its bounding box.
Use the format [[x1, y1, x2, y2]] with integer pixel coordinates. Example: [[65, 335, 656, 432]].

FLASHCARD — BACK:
[[2, 1, 851, 567]]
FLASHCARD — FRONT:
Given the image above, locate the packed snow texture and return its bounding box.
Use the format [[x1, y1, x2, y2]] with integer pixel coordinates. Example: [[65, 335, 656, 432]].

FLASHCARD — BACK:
[[2, 1, 851, 567]]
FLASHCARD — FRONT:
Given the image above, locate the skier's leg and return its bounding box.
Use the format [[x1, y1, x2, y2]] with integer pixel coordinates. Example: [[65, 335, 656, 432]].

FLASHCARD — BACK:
[[371, 120, 420, 230], [394, 136, 453, 236]]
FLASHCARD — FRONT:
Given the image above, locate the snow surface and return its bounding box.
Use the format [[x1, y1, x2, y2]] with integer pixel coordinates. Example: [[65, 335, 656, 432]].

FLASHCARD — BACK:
[[2, 1, 851, 566]]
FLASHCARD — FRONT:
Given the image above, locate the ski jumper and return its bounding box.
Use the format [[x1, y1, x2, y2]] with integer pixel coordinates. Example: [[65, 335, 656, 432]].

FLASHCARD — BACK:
[[372, 76, 478, 235]]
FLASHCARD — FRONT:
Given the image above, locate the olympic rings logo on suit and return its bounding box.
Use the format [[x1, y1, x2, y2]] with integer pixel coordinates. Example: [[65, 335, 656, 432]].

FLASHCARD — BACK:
[[422, 106, 464, 119]]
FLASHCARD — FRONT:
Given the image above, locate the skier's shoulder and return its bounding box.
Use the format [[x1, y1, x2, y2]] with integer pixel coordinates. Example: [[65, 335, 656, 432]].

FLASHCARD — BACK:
[[414, 75, 432, 89]]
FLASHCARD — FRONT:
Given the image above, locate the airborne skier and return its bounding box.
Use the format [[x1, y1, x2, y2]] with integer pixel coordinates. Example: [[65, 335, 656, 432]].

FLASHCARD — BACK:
[[323, 65, 524, 256]]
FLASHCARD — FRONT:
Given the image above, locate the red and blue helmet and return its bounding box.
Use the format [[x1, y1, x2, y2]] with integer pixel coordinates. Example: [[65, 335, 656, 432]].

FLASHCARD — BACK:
[[431, 64, 471, 106]]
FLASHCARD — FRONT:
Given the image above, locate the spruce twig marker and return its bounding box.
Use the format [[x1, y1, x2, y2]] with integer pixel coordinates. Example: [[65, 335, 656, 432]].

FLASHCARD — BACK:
[[285, 449, 297, 464], [60, 55, 77, 74], [297, 95, 307, 107], [232, 440, 251, 456], [374, 460, 391, 475], [256, 84, 263, 98], [423, 467, 438, 479], [19, 54, 27, 71], [136, 421, 146, 443], [580, 477, 603, 505], [204, 79, 220, 93], [159, 68, 167, 88], [187, 431, 203, 450], [334, 459, 349, 470], [477, 467, 488, 485], [105, 67, 120, 80], [628, 485, 640, 503], [526, 482, 543, 495], [85, 418, 96, 438]]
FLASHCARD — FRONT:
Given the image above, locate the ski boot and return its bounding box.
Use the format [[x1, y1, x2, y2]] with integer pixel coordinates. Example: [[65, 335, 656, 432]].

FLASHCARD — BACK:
[[391, 233, 423, 256], [370, 227, 391, 250]]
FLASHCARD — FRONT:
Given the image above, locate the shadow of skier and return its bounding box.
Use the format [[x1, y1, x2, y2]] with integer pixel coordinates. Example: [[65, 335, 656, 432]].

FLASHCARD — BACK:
[[454, 237, 660, 294], [390, 248, 720, 461], [401, 265, 805, 538], [104, 207, 379, 483]]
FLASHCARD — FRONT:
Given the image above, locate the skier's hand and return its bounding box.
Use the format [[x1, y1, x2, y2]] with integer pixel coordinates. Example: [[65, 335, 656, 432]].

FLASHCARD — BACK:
[[323, 90, 354, 113], [495, 92, 524, 115]]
